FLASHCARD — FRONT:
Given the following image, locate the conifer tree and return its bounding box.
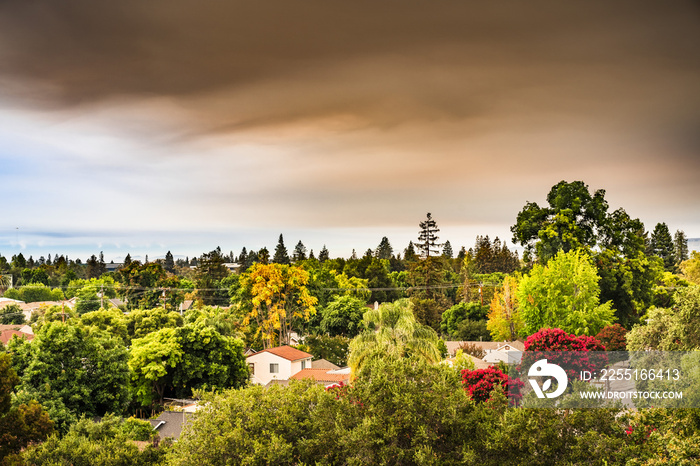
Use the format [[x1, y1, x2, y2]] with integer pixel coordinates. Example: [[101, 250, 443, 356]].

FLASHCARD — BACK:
[[319, 245, 330, 262], [375, 237, 394, 260], [164, 251, 175, 272], [674, 230, 689, 264], [273, 234, 290, 264], [293, 241, 307, 262], [417, 213, 441, 258], [404, 241, 418, 262], [442, 240, 454, 259], [238, 247, 248, 266], [650, 222, 675, 270]]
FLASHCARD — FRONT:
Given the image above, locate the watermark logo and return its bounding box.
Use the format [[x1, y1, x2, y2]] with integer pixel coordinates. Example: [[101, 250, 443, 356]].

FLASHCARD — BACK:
[[528, 359, 568, 398]]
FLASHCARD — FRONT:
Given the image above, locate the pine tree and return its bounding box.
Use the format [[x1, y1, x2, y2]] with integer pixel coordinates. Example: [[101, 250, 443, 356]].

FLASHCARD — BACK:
[[417, 213, 441, 258], [238, 247, 248, 266], [309, 249, 316, 260], [404, 241, 418, 262], [258, 247, 270, 265], [273, 234, 290, 264], [457, 246, 467, 261], [319, 245, 330, 262], [674, 230, 689, 264], [123, 253, 132, 268], [293, 241, 308, 262], [650, 223, 675, 270], [442, 240, 454, 259], [164, 251, 175, 272], [375, 237, 394, 260]]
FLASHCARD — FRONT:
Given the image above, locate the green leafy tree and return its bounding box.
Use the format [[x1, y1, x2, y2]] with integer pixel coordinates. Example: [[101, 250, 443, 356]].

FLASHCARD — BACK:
[[348, 299, 441, 375], [518, 249, 615, 336], [0, 303, 25, 325], [129, 327, 183, 406], [124, 307, 183, 343], [511, 180, 609, 262], [194, 248, 230, 305], [441, 301, 488, 337], [300, 334, 350, 366], [681, 251, 700, 285], [0, 354, 54, 462], [21, 322, 130, 425], [487, 275, 524, 341], [320, 295, 366, 337]]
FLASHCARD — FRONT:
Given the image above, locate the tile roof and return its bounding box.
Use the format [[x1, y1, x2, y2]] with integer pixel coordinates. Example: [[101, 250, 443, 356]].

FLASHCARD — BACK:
[[290, 368, 349, 383], [0, 329, 34, 345], [248, 345, 312, 361]]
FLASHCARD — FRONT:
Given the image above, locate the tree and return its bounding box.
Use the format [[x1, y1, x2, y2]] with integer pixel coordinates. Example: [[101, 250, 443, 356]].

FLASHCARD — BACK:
[[674, 229, 689, 264], [21, 322, 131, 424], [595, 324, 627, 351], [0, 354, 54, 462], [403, 241, 418, 262], [462, 366, 522, 404], [273, 234, 290, 264], [85, 253, 107, 279], [375, 237, 393, 260], [522, 328, 606, 381], [442, 240, 454, 259], [124, 307, 183, 343], [511, 180, 609, 262], [681, 251, 700, 285], [194, 249, 230, 305], [320, 295, 366, 338], [518, 249, 615, 336], [129, 327, 183, 406], [650, 222, 675, 270], [347, 299, 441, 375], [0, 303, 25, 325], [417, 213, 441, 258], [318, 245, 330, 262], [440, 301, 488, 337], [241, 263, 317, 348], [164, 250, 175, 272], [487, 275, 524, 341], [293, 240, 308, 262]]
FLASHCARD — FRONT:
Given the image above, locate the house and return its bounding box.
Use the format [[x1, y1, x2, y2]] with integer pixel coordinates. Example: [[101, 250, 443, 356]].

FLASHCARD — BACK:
[[0, 324, 34, 345], [246, 345, 313, 386], [290, 367, 350, 387], [444, 340, 525, 366], [443, 354, 492, 370]]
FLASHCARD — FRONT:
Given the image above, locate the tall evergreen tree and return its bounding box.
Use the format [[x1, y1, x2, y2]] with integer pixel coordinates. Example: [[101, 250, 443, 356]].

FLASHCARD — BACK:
[[404, 241, 418, 262], [457, 246, 467, 261], [375, 237, 393, 260], [442, 240, 454, 259], [675, 230, 689, 264], [319, 245, 330, 262], [417, 213, 441, 258], [238, 247, 248, 266], [123, 253, 132, 268], [273, 234, 290, 264], [650, 222, 675, 270], [293, 241, 307, 262], [164, 251, 175, 273]]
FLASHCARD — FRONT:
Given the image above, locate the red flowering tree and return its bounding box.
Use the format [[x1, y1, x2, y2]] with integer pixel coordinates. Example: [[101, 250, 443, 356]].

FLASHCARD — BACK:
[[522, 328, 608, 380], [461, 366, 523, 404], [595, 324, 627, 351]]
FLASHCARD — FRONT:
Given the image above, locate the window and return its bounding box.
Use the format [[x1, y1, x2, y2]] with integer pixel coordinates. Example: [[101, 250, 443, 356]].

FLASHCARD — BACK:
[[301, 360, 307, 369], [270, 363, 279, 374], [248, 363, 255, 375]]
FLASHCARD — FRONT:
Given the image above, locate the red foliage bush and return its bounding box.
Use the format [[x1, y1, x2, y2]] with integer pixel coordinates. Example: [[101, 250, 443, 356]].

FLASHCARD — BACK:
[[522, 328, 608, 380], [461, 366, 523, 404], [595, 324, 627, 351]]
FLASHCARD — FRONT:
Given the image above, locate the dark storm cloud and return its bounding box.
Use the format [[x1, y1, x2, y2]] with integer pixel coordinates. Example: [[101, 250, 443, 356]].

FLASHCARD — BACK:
[[1, 0, 698, 134]]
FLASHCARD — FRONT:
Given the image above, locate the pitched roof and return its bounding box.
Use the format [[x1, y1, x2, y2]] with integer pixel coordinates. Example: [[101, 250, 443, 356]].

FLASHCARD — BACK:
[[444, 340, 524, 357], [148, 411, 194, 440], [0, 329, 34, 345], [290, 368, 349, 383], [311, 359, 340, 370], [248, 345, 312, 361]]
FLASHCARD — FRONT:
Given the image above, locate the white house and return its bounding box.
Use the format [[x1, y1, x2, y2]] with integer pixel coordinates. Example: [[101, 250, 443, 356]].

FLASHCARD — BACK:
[[246, 346, 313, 386]]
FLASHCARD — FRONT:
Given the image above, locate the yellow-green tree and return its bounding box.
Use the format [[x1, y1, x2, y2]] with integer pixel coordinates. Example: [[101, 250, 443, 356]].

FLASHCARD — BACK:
[[241, 263, 317, 349], [487, 274, 524, 340]]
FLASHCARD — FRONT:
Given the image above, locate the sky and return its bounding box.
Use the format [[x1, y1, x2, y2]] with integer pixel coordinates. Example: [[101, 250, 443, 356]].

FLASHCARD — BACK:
[[0, 0, 699, 262]]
